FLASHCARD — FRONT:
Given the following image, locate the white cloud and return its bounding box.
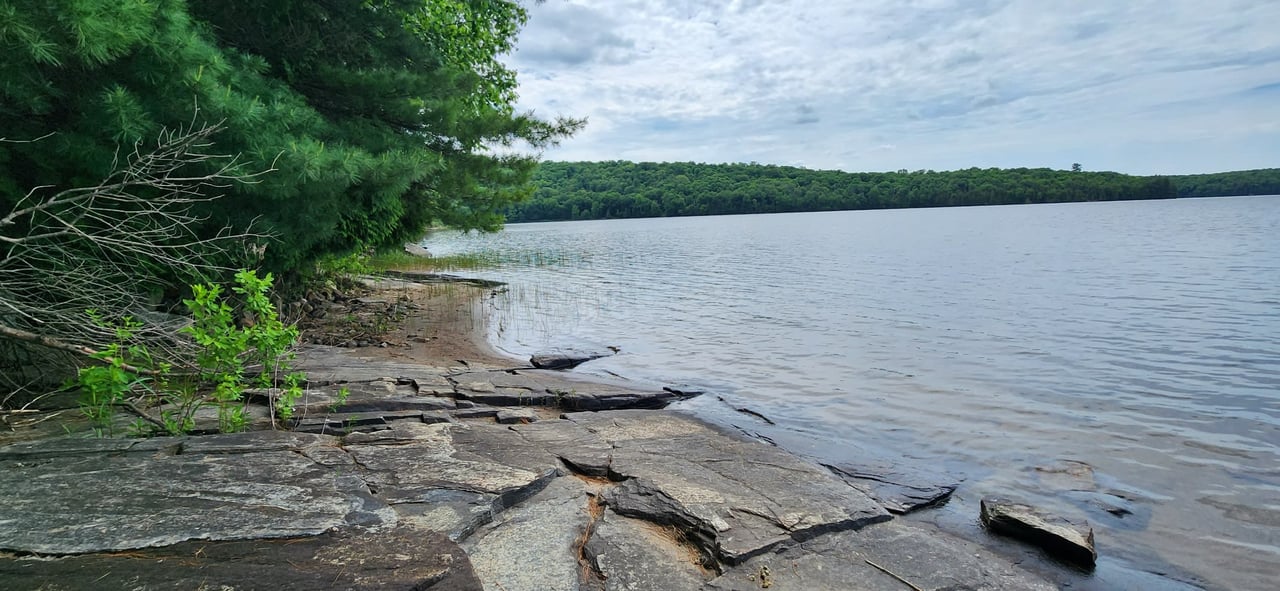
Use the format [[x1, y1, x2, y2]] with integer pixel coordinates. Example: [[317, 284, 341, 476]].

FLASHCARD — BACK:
[[509, 0, 1280, 174]]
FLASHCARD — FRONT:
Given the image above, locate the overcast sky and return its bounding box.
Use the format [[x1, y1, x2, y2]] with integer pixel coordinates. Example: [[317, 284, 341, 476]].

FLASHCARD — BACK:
[[506, 0, 1280, 175]]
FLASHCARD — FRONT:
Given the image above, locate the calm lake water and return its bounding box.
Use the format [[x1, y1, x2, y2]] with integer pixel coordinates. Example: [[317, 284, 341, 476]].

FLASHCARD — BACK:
[[424, 196, 1280, 590]]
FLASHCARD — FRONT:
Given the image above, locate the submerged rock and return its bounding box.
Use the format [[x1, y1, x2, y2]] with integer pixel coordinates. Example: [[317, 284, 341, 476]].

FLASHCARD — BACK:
[[530, 350, 611, 369], [980, 497, 1097, 567]]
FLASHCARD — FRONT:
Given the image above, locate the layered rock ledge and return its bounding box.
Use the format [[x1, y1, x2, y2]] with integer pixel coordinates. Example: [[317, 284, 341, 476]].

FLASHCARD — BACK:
[[0, 344, 1058, 590], [0, 278, 1068, 590]]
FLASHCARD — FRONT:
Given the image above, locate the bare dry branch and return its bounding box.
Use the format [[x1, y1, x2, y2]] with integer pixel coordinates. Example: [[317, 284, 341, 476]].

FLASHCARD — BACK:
[[1, 122, 272, 396]]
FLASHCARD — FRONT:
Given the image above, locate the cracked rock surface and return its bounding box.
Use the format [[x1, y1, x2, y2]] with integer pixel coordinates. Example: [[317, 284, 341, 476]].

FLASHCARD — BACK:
[[0, 345, 1057, 590], [568, 410, 891, 565]]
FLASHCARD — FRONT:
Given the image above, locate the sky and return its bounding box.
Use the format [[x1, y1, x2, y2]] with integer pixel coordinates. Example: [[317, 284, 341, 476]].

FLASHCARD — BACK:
[[505, 0, 1280, 175]]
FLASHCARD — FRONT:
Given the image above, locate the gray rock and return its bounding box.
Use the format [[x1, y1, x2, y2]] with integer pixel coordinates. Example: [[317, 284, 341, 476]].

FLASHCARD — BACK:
[[530, 350, 610, 370], [404, 242, 433, 257], [343, 422, 558, 506], [0, 524, 483, 590], [300, 386, 456, 414], [571, 410, 890, 565], [555, 385, 700, 411], [392, 488, 501, 542], [462, 476, 592, 591], [294, 345, 457, 385], [0, 432, 390, 554], [0, 436, 180, 459], [452, 406, 501, 420], [496, 408, 540, 424], [413, 373, 456, 395], [459, 388, 557, 406], [585, 509, 711, 591], [707, 519, 1056, 590], [694, 394, 961, 516], [463, 380, 497, 393], [981, 497, 1097, 567], [824, 461, 958, 514], [511, 419, 614, 478], [179, 430, 337, 454], [450, 369, 701, 411]]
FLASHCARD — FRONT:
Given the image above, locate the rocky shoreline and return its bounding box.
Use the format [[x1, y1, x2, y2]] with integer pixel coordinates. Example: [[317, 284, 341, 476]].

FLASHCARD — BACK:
[[0, 276, 1085, 590]]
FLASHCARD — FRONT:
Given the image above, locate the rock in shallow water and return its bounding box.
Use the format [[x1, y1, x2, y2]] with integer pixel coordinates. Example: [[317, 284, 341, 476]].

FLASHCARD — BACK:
[[980, 496, 1097, 567], [530, 350, 610, 369], [571, 410, 892, 565]]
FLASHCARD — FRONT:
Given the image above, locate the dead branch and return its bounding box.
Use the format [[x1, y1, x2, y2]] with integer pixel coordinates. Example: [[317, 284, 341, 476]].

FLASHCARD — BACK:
[[0, 121, 272, 396]]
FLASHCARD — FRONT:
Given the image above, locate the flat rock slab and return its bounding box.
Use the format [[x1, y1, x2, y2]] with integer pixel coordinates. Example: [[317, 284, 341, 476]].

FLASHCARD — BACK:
[[707, 519, 1056, 590], [693, 396, 962, 516], [461, 476, 592, 591], [981, 497, 1097, 567], [568, 410, 891, 565], [295, 345, 458, 385], [585, 509, 712, 591], [452, 369, 701, 411], [531, 350, 611, 370], [824, 460, 958, 514], [497, 408, 540, 424], [0, 431, 389, 554], [0, 524, 482, 590], [294, 382, 457, 414], [342, 422, 559, 507], [511, 419, 615, 478]]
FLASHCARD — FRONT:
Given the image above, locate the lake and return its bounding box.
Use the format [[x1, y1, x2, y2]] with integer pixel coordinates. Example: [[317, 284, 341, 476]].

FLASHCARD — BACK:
[[423, 195, 1280, 590]]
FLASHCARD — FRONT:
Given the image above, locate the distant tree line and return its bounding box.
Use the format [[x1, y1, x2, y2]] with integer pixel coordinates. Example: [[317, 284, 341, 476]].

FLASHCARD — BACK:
[[1171, 169, 1280, 198], [507, 162, 1280, 222]]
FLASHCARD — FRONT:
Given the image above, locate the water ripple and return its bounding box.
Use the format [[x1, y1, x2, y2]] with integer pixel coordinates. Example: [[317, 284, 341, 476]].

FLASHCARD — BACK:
[[428, 195, 1280, 590]]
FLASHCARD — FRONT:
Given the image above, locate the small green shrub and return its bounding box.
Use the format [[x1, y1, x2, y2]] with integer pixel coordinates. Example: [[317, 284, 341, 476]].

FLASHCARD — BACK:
[[75, 311, 157, 436], [74, 269, 305, 436], [183, 270, 303, 431]]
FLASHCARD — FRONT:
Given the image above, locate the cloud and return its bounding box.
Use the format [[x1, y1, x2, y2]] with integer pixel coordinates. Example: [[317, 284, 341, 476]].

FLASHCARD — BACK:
[[512, 3, 638, 66], [793, 104, 819, 125], [508, 0, 1280, 175]]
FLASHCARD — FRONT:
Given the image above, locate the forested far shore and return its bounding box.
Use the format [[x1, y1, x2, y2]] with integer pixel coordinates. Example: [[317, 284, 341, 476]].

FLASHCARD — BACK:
[[508, 162, 1280, 222]]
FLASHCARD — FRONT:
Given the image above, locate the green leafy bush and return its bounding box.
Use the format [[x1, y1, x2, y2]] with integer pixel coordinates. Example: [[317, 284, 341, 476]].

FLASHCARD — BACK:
[[75, 311, 159, 436], [75, 269, 304, 435], [183, 270, 303, 431]]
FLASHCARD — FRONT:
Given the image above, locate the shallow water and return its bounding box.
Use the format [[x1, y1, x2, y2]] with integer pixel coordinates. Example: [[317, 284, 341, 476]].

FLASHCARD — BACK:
[[425, 196, 1280, 590]]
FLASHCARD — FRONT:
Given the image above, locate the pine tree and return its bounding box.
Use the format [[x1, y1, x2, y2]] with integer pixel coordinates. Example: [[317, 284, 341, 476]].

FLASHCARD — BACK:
[[0, 0, 580, 274]]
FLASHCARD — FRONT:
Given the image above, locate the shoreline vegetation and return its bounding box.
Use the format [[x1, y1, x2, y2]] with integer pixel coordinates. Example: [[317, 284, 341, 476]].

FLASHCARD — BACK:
[[0, 3, 1227, 588], [0, 273, 1101, 590], [508, 161, 1280, 222]]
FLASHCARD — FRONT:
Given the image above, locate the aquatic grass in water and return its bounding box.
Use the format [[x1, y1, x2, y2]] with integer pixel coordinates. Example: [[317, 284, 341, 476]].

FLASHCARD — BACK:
[[417, 230, 595, 269], [484, 281, 610, 351], [367, 251, 496, 272]]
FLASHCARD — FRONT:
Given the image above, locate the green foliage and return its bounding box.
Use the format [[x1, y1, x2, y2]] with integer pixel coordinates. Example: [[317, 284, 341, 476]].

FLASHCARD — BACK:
[[72, 269, 304, 436], [1, 1, 579, 280], [366, 250, 494, 272], [509, 162, 1185, 222], [183, 270, 301, 431], [330, 386, 350, 413], [1171, 168, 1280, 198], [74, 311, 155, 436]]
